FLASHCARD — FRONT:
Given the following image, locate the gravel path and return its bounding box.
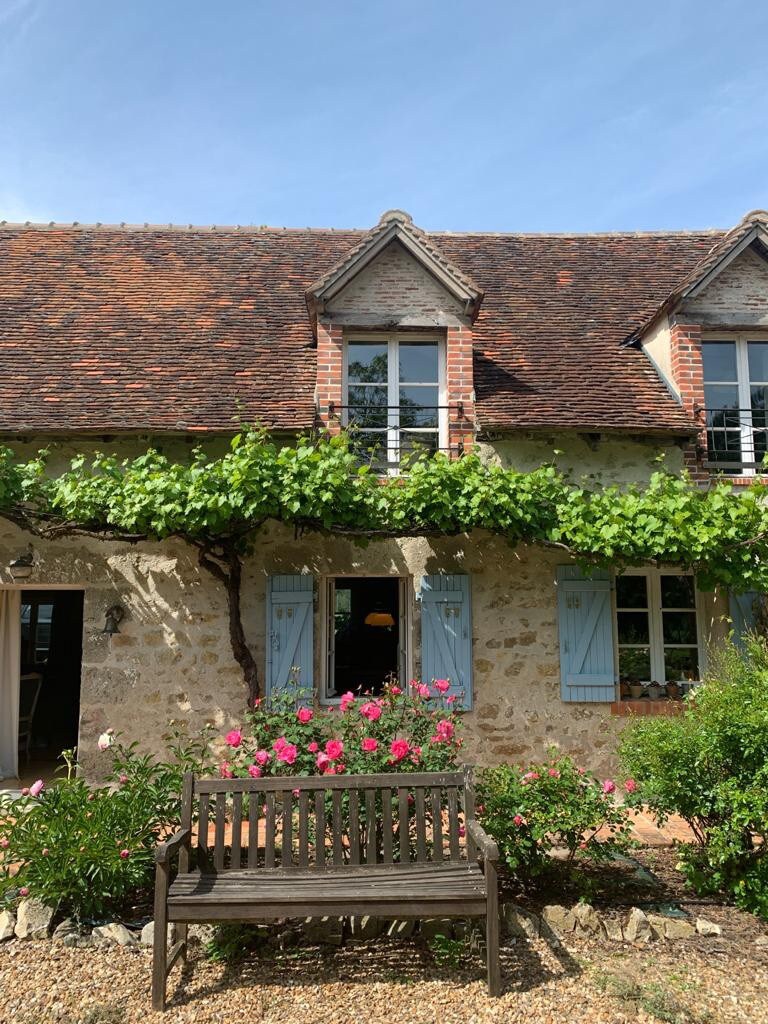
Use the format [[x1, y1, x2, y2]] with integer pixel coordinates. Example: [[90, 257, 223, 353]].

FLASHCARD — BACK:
[[2, 926, 767, 1024]]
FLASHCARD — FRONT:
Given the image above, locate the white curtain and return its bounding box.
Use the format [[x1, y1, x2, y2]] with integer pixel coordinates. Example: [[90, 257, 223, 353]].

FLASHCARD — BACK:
[[0, 591, 21, 780]]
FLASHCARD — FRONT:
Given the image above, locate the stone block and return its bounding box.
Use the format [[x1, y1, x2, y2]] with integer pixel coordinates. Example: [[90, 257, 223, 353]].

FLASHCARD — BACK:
[[0, 910, 15, 941], [303, 916, 344, 946], [91, 922, 137, 946], [624, 907, 652, 943], [14, 899, 53, 940], [574, 902, 605, 936], [140, 920, 177, 946], [603, 917, 624, 942], [696, 917, 722, 937], [420, 918, 454, 941], [542, 904, 576, 935], [503, 904, 540, 939], [348, 915, 383, 940], [386, 919, 416, 940], [663, 917, 696, 940]]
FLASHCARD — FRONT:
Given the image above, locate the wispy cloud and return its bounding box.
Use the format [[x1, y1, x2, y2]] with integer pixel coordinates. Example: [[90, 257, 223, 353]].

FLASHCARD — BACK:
[[0, 0, 41, 65]]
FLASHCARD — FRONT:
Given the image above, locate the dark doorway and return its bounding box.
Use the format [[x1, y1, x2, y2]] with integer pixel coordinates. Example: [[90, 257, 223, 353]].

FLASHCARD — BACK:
[[20, 590, 84, 763], [329, 577, 400, 696]]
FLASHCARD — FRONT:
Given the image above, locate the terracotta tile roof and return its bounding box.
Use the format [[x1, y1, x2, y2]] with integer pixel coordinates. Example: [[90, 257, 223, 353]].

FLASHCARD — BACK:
[[0, 221, 723, 436]]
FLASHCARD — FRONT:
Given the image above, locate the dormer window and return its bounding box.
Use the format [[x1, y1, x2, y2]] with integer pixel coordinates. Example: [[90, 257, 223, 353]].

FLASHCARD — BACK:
[[703, 337, 768, 474], [344, 333, 446, 473]]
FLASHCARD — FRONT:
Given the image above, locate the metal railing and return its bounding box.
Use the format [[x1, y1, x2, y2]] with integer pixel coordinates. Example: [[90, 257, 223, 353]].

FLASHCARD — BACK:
[[701, 407, 768, 473]]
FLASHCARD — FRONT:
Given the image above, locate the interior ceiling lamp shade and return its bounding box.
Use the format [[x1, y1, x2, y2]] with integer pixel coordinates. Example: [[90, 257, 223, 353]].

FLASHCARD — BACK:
[[364, 610, 395, 628]]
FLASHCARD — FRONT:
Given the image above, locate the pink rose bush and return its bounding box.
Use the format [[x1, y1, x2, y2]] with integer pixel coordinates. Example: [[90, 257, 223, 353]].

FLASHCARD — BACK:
[[218, 678, 463, 780], [476, 750, 633, 880]]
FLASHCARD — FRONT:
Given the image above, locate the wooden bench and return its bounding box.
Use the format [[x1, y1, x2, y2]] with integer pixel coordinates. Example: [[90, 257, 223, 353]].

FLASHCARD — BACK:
[[152, 767, 501, 1009]]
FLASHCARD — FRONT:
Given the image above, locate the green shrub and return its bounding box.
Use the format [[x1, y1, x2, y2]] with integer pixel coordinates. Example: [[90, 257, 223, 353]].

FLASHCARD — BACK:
[[0, 727, 212, 922], [619, 636, 768, 917], [476, 752, 633, 881]]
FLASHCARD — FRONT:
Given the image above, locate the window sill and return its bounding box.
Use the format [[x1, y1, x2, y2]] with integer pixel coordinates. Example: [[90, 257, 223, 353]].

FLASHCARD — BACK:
[[610, 699, 685, 717], [709, 474, 768, 486]]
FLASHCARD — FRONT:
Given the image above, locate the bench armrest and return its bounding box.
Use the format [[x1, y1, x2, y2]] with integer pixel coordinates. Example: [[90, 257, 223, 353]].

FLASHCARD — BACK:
[[155, 827, 192, 865], [467, 820, 499, 862]]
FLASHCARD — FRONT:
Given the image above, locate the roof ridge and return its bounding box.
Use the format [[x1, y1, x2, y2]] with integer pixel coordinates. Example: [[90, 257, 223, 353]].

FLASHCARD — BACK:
[[0, 220, 727, 238]]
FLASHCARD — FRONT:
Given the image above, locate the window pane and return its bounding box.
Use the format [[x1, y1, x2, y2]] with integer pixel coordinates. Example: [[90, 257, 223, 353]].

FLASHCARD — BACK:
[[399, 386, 439, 427], [619, 647, 651, 682], [399, 431, 440, 459], [617, 611, 650, 644], [751, 384, 768, 416], [748, 342, 768, 383], [347, 343, 388, 384], [662, 611, 698, 645], [399, 342, 438, 383], [616, 575, 648, 608], [704, 384, 739, 412], [702, 342, 737, 382], [660, 575, 695, 608], [347, 385, 388, 427], [350, 431, 390, 470], [664, 648, 699, 680]]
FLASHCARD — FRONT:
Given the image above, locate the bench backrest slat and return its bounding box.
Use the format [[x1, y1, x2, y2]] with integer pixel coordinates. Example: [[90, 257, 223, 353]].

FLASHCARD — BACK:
[[182, 768, 472, 873]]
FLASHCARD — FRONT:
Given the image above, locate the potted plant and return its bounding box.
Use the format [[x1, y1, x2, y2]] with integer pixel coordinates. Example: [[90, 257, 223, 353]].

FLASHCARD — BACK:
[[628, 682, 645, 700], [646, 681, 662, 701], [666, 680, 680, 700]]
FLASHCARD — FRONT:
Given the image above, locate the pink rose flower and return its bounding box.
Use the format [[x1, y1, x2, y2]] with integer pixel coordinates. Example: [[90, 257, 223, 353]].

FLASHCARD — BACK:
[[247, 764, 262, 778], [548, 768, 560, 778], [296, 707, 313, 724], [446, 695, 457, 704], [87, 792, 95, 802], [276, 743, 298, 766], [521, 771, 540, 785], [252, 697, 262, 708], [340, 691, 356, 711], [97, 732, 113, 752], [118, 774, 129, 785], [434, 679, 450, 693], [335, 763, 346, 773], [21, 787, 29, 796], [389, 685, 402, 695], [435, 719, 454, 741], [41, 848, 49, 856], [624, 778, 637, 794], [219, 762, 234, 779], [225, 729, 242, 748], [307, 741, 319, 753], [513, 814, 525, 826], [119, 849, 130, 859], [603, 779, 616, 795], [417, 684, 431, 699], [325, 739, 344, 761], [273, 736, 288, 753], [389, 739, 410, 762], [458, 826, 466, 838], [254, 749, 270, 765], [19, 886, 29, 897], [0, 838, 8, 849], [360, 701, 382, 722], [361, 737, 378, 753], [316, 752, 332, 773]]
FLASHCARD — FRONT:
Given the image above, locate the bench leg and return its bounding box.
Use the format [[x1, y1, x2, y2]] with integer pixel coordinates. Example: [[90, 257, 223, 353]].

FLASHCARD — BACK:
[[485, 860, 502, 996], [176, 923, 188, 961], [152, 864, 169, 1011]]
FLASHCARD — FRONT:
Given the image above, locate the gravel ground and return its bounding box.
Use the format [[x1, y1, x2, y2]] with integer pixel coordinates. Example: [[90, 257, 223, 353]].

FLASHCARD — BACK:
[[2, 924, 767, 1024]]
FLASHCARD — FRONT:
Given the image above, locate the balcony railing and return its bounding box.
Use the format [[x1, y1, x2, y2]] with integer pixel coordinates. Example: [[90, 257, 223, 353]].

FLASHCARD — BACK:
[[702, 407, 768, 474], [321, 403, 474, 471]]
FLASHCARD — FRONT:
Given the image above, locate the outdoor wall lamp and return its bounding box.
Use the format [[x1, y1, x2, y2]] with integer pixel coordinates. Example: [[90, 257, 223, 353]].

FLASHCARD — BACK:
[[102, 603, 126, 635], [8, 546, 35, 581]]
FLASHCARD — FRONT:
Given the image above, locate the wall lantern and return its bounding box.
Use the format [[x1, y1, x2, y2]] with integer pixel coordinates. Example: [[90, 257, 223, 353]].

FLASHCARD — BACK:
[[8, 547, 35, 581], [102, 603, 126, 635]]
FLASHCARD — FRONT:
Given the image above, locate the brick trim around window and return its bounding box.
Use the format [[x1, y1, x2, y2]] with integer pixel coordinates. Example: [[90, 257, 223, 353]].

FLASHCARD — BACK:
[[669, 320, 707, 481]]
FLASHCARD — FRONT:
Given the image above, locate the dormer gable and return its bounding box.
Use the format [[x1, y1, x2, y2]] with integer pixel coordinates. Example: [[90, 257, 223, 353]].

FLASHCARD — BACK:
[[306, 210, 483, 329]]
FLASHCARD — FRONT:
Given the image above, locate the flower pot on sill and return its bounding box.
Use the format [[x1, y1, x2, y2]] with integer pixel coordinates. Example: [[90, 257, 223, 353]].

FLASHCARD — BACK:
[[666, 682, 680, 700], [646, 683, 662, 701], [628, 684, 644, 700]]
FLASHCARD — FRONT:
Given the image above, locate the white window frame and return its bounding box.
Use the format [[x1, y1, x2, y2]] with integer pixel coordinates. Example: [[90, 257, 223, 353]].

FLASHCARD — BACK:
[[318, 574, 412, 704], [612, 568, 706, 684], [703, 333, 768, 476], [342, 332, 447, 475]]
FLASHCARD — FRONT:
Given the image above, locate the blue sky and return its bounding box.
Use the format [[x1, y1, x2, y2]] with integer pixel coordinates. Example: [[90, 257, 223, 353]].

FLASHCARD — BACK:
[[2, 0, 767, 232]]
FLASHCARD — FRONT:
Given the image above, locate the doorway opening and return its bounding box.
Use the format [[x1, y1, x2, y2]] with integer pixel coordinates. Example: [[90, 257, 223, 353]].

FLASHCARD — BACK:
[[324, 577, 406, 699], [19, 589, 84, 775]]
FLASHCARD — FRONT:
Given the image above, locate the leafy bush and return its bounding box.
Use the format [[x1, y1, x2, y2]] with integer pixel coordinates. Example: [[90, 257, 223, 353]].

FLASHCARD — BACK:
[[220, 678, 463, 778], [0, 727, 212, 922], [476, 752, 634, 881], [619, 636, 768, 917]]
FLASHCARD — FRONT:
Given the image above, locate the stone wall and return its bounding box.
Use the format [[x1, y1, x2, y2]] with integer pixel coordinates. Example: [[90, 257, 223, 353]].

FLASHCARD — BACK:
[[0, 510, 729, 779], [682, 246, 768, 322]]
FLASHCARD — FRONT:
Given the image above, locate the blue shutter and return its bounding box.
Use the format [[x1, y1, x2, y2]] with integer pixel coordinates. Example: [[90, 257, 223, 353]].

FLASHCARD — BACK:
[[730, 591, 759, 649], [265, 575, 314, 699], [556, 565, 616, 703], [419, 574, 473, 708]]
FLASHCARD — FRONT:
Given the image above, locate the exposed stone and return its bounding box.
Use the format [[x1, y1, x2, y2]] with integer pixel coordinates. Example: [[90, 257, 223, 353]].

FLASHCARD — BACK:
[[663, 917, 696, 940], [62, 932, 93, 948], [420, 918, 455, 941], [696, 917, 722, 937], [603, 917, 624, 942], [348, 915, 383, 941], [51, 919, 78, 943], [91, 922, 137, 947], [14, 899, 53, 940], [303, 916, 344, 946], [503, 904, 540, 940], [542, 904, 576, 935], [573, 902, 605, 936], [386, 919, 416, 940], [0, 910, 16, 941], [754, 935, 768, 948], [624, 907, 652, 943], [647, 913, 669, 940], [140, 920, 177, 947], [187, 923, 215, 945]]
